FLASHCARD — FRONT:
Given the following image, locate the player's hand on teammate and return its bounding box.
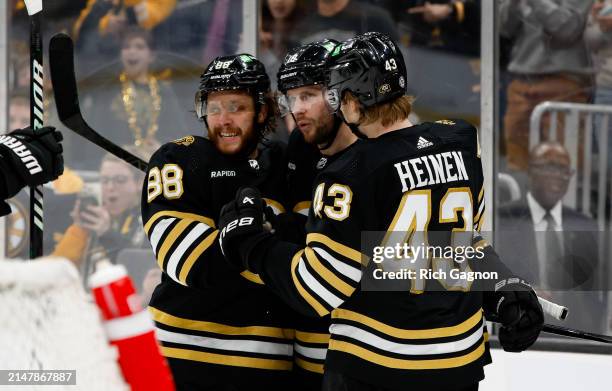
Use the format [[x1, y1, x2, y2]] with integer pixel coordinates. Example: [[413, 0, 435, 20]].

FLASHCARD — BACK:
[[484, 278, 544, 352], [218, 187, 274, 270], [0, 126, 64, 199]]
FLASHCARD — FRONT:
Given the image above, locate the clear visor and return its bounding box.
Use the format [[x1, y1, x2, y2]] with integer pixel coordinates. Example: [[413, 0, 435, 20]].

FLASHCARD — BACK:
[[195, 90, 205, 120], [276, 88, 340, 118], [194, 90, 255, 120]]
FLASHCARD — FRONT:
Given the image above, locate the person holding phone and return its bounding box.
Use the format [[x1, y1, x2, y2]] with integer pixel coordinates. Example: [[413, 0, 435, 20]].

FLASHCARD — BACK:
[[52, 149, 147, 276]]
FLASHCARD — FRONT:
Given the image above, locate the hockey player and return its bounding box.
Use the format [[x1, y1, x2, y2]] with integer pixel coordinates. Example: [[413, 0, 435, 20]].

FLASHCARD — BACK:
[[0, 126, 64, 216], [218, 33, 544, 390], [141, 54, 296, 390], [277, 39, 358, 389]]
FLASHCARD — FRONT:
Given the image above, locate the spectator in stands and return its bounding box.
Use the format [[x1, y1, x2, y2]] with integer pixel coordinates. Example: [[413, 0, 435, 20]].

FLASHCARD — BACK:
[[257, 0, 308, 141], [398, 1, 481, 122], [499, 0, 594, 171], [289, 0, 398, 46], [11, 0, 85, 53], [8, 40, 30, 91], [404, 0, 480, 57], [73, 0, 176, 70], [586, 0, 612, 169], [52, 149, 149, 278], [75, 27, 186, 170], [259, 0, 306, 89], [152, 0, 242, 64], [9, 91, 29, 131], [497, 141, 605, 332]]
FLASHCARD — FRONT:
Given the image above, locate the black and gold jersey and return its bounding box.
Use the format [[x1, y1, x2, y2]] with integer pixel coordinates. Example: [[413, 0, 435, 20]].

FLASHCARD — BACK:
[[252, 120, 493, 390], [286, 129, 322, 216], [285, 129, 349, 388], [141, 136, 297, 389]]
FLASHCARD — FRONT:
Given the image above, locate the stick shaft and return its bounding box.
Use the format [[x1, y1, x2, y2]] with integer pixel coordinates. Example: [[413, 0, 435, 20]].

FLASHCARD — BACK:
[[542, 324, 612, 344], [28, 11, 44, 258]]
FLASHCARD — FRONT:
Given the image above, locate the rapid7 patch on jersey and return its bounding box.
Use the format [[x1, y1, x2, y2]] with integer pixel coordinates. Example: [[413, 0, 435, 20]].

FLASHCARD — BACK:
[[312, 182, 352, 221]]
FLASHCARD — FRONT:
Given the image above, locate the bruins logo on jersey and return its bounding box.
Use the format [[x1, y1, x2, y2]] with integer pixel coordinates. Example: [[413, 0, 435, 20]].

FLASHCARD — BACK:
[[172, 136, 195, 146], [435, 119, 456, 126]]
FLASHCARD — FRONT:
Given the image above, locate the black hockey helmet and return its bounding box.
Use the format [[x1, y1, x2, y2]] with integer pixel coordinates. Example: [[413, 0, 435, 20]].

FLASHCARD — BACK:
[[276, 39, 344, 150], [325, 32, 406, 110], [195, 54, 271, 120], [277, 39, 339, 94]]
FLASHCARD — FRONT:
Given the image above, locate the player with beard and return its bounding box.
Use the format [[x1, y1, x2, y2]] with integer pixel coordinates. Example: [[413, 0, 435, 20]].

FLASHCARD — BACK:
[[141, 54, 297, 390], [275, 39, 358, 390], [279, 40, 358, 219], [218, 33, 543, 390]]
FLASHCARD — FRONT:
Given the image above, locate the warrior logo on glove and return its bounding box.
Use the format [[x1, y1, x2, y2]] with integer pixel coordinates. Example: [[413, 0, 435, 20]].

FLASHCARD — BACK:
[[0, 126, 64, 211], [0, 135, 43, 174]]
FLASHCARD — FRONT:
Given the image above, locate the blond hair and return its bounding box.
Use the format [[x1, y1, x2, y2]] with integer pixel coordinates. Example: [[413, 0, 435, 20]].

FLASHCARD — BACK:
[[343, 93, 415, 127]]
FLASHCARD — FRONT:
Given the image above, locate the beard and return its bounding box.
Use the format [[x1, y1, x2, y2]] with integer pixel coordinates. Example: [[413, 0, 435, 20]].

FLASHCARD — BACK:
[[299, 116, 335, 146], [209, 124, 260, 158]]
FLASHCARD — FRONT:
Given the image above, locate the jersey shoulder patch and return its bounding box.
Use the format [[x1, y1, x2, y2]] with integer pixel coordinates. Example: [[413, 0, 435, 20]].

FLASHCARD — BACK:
[[149, 135, 217, 173], [172, 135, 196, 146], [428, 119, 479, 156]]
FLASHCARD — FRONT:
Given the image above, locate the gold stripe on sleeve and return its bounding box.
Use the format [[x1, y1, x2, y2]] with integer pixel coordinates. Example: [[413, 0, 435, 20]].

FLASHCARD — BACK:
[[144, 210, 216, 235], [291, 250, 330, 317], [306, 233, 362, 264], [178, 230, 219, 284], [304, 247, 355, 297]]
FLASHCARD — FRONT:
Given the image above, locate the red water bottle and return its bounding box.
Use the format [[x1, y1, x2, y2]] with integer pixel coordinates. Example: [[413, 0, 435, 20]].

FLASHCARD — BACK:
[[89, 262, 175, 391]]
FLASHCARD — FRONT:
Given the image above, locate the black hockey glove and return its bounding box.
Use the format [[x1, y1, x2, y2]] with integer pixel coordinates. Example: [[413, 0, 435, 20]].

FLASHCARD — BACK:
[[218, 187, 274, 271], [484, 277, 544, 352], [0, 126, 64, 200]]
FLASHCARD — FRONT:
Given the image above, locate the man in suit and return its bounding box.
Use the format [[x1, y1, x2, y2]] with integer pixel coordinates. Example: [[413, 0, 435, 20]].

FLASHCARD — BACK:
[[498, 141, 606, 332]]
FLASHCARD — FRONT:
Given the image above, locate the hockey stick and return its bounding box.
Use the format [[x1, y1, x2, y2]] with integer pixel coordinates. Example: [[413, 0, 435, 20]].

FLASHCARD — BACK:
[[24, 0, 44, 258], [542, 324, 612, 344], [538, 297, 568, 321], [48, 33, 148, 173]]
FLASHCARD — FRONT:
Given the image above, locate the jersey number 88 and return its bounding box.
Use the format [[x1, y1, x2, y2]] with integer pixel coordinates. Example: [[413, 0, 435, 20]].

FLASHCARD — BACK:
[[147, 164, 184, 202]]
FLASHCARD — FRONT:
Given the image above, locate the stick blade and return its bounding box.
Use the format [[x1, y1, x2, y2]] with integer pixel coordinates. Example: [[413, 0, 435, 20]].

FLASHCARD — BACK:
[[49, 33, 80, 125], [49, 33, 149, 173]]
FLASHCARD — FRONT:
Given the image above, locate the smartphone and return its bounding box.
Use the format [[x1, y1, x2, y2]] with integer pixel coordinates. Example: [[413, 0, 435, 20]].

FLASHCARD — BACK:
[[78, 194, 99, 211]]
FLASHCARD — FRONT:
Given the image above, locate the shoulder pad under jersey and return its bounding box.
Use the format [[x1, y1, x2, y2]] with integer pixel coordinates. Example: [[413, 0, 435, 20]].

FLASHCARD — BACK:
[[429, 119, 480, 157]]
